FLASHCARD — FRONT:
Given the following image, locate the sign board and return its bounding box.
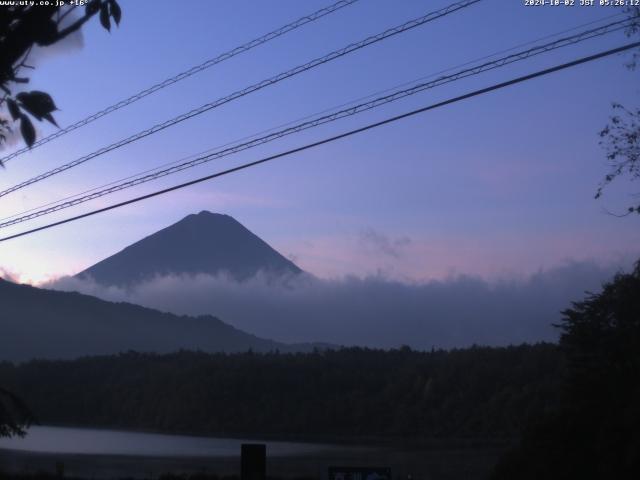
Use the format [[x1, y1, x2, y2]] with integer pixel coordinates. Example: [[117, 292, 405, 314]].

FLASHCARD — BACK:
[[328, 466, 392, 480], [241, 443, 266, 480]]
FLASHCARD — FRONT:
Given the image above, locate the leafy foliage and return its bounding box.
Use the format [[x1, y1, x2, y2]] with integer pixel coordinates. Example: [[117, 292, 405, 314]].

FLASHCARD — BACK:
[[597, 104, 640, 214], [596, 7, 640, 213], [0, 0, 122, 155], [492, 263, 640, 479], [624, 7, 640, 70], [0, 344, 562, 439]]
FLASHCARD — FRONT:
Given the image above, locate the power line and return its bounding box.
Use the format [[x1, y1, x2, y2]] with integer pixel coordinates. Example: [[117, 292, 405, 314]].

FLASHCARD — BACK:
[[0, 0, 482, 199], [0, 13, 625, 226], [1, 40, 637, 244], [2, 10, 626, 226], [3, 12, 622, 227], [0, 0, 360, 165], [0, 16, 631, 229]]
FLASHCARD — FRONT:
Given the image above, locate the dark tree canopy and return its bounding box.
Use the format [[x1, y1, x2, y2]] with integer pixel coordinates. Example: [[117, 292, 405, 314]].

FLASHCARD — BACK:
[[492, 263, 640, 479], [559, 261, 640, 405], [0, 0, 121, 157], [0, 344, 563, 440]]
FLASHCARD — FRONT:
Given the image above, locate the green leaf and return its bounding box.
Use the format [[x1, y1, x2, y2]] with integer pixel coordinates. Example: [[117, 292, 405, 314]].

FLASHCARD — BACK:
[[16, 91, 57, 120], [20, 115, 36, 148], [85, 0, 101, 15], [109, 0, 122, 26], [100, 3, 111, 31], [42, 113, 59, 128], [6, 98, 21, 121]]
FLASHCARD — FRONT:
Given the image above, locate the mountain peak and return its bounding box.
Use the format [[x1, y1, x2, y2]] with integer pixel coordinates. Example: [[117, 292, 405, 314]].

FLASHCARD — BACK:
[[192, 210, 230, 219], [76, 212, 302, 286], [173, 211, 239, 231]]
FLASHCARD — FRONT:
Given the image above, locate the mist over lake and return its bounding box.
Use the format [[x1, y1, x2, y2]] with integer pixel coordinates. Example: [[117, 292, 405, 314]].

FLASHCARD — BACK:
[[0, 426, 347, 457]]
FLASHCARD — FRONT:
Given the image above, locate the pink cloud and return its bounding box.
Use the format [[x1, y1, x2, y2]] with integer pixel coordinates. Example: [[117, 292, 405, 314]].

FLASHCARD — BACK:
[[280, 228, 640, 282]]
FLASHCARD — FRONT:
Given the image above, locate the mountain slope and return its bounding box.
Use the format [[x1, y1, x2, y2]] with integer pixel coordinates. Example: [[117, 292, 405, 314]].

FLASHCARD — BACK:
[[76, 211, 301, 286], [0, 279, 304, 363]]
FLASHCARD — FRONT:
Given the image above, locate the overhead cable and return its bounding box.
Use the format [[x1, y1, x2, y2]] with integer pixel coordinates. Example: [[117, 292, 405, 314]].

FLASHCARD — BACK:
[[0, 0, 482, 198], [1, 40, 637, 243], [0, 16, 631, 229], [0, 0, 361, 164]]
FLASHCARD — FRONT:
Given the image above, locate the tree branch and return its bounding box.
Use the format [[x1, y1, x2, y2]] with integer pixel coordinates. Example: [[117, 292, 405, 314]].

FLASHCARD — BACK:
[[50, 10, 95, 44]]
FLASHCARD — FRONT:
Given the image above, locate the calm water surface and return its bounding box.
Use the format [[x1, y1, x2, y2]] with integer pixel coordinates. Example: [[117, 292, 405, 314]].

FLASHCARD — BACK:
[[0, 426, 345, 457]]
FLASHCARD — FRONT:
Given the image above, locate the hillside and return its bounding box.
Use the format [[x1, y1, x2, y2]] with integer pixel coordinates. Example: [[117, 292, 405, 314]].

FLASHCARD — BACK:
[[0, 279, 307, 362]]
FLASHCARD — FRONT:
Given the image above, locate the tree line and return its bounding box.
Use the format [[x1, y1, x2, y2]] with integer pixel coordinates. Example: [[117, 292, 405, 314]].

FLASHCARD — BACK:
[[0, 344, 562, 440]]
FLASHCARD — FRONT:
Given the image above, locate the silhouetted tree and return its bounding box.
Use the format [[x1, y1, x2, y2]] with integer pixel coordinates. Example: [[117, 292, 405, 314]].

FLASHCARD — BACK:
[[492, 263, 640, 479], [0, 0, 121, 156], [596, 7, 640, 214], [0, 0, 121, 438], [0, 387, 32, 437]]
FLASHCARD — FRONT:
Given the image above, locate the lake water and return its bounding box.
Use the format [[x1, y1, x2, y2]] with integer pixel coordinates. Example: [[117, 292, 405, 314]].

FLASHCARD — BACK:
[[0, 425, 344, 457], [0, 426, 508, 479]]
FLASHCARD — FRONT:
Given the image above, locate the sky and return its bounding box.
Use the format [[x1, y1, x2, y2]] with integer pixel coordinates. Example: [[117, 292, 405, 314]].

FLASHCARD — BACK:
[[0, 0, 639, 285]]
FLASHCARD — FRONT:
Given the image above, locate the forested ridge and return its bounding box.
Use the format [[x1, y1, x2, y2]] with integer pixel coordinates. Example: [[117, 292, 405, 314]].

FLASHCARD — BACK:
[[0, 344, 562, 440], [0, 279, 320, 362]]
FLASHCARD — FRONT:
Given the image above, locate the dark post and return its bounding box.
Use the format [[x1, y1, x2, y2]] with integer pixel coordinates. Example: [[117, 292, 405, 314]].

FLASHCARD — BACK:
[[241, 443, 266, 480], [55, 461, 64, 479]]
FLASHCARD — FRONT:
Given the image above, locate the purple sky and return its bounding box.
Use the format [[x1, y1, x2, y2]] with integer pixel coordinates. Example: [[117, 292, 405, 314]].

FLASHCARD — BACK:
[[0, 0, 639, 284]]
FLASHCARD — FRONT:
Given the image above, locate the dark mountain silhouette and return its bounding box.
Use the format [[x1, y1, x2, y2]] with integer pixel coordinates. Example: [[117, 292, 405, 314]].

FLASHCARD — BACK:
[[76, 211, 302, 286], [0, 279, 317, 363]]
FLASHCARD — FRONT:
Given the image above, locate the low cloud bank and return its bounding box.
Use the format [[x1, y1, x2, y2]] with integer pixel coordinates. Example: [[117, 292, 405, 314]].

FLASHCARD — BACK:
[[50, 260, 628, 349], [0, 268, 18, 283]]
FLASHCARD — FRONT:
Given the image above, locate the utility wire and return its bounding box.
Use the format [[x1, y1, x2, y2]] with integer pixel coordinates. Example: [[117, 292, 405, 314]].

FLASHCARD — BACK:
[[2, 10, 625, 225], [0, 0, 482, 199], [0, 16, 632, 229], [0, 0, 360, 164], [1, 40, 637, 243], [0, 12, 625, 225], [0, 9, 628, 228]]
